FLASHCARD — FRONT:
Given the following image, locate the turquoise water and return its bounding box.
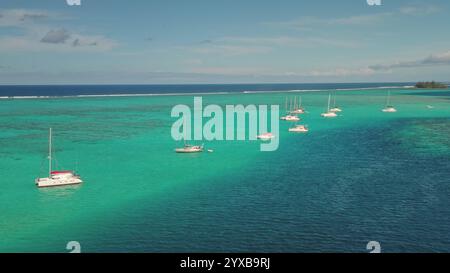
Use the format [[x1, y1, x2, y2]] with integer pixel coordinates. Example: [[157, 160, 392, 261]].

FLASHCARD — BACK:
[[0, 88, 449, 252]]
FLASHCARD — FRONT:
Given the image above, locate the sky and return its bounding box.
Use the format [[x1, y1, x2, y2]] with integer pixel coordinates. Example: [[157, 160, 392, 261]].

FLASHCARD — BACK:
[[0, 0, 449, 84]]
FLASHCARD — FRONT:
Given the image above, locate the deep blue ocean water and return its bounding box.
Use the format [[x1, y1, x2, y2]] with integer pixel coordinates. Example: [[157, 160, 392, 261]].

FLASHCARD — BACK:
[[0, 82, 413, 97]]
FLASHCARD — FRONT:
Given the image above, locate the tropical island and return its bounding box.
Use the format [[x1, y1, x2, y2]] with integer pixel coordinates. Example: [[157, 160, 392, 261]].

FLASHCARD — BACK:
[[415, 81, 448, 89]]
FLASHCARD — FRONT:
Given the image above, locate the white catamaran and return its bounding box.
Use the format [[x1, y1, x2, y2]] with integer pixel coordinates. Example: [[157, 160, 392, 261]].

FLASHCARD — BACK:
[[281, 97, 300, 121], [280, 97, 300, 121], [289, 124, 309, 133], [382, 90, 397, 113], [291, 96, 305, 114], [35, 128, 83, 188], [329, 92, 342, 112], [175, 142, 204, 153], [257, 132, 275, 140], [321, 93, 338, 118], [175, 119, 204, 153], [280, 97, 289, 120]]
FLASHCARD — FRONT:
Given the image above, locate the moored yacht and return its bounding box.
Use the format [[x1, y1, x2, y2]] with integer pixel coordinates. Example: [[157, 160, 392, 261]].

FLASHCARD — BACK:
[[35, 128, 83, 188], [321, 93, 338, 118], [382, 90, 397, 113], [382, 106, 397, 113], [289, 125, 309, 133], [285, 115, 300, 121], [175, 144, 204, 153], [175, 118, 205, 153], [291, 108, 305, 114], [281, 97, 304, 119], [257, 132, 275, 141], [291, 96, 305, 114], [329, 106, 342, 112], [321, 112, 337, 117], [329, 91, 342, 112], [281, 97, 292, 120]]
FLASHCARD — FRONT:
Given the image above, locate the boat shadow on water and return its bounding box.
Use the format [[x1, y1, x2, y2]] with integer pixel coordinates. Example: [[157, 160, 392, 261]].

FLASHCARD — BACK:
[[38, 183, 83, 197]]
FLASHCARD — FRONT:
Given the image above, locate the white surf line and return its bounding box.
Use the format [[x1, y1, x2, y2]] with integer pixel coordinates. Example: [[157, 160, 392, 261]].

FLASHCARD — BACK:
[[0, 86, 413, 100], [0, 92, 231, 100]]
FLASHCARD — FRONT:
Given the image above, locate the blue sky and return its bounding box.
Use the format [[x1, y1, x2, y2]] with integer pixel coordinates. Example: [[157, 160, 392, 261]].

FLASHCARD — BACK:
[[0, 0, 449, 84]]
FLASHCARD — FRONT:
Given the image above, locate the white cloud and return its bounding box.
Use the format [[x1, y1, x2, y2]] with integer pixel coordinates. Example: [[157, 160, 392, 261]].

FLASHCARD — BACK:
[[306, 67, 376, 77], [185, 44, 272, 56], [423, 51, 450, 64], [185, 64, 378, 78], [264, 13, 392, 30], [277, 67, 378, 77], [218, 36, 358, 48], [183, 59, 204, 65], [265, 4, 442, 31], [0, 31, 117, 52], [40, 28, 70, 44], [399, 5, 440, 15], [0, 9, 117, 52], [180, 35, 358, 58], [330, 13, 392, 25], [370, 50, 450, 71], [189, 66, 272, 76], [0, 9, 50, 27]]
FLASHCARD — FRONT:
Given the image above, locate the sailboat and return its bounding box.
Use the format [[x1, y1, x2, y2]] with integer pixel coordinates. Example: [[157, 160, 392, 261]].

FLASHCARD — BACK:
[[321, 93, 338, 117], [280, 97, 289, 120], [175, 143, 204, 153], [291, 96, 305, 114], [289, 124, 309, 133], [329, 92, 342, 112], [35, 128, 83, 188], [257, 132, 275, 140], [281, 97, 300, 121], [175, 119, 204, 153], [382, 90, 397, 113], [285, 114, 300, 121]]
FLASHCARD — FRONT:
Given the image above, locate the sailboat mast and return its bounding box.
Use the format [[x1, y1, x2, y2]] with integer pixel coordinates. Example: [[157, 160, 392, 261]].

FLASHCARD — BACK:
[[333, 92, 337, 107], [285, 97, 288, 113], [299, 96, 302, 108], [48, 128, 52, 177], [386, 90, 391, 106], [183, 118, 187, 146], [327, 93, 331, 111]]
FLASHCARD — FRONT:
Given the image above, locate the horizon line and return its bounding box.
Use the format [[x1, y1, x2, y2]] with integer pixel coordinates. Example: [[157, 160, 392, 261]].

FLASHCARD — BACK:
[[0, 81, 430, 87]]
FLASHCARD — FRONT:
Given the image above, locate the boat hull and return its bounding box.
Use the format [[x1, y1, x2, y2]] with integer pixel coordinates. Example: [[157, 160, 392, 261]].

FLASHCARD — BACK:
[[289, 125, 308, 133], [257, 137, 274, 141], [289, 129, 308, 133], [284, 116, 300, 121], [175, 149, 203, 153], [321, 112, 337, 118], [382, 108, 397, 113], [35, 177, 83, 188], [257, 133, 275, 141]]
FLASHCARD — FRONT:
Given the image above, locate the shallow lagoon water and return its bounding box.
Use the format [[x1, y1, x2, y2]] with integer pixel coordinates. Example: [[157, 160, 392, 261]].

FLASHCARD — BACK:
[[0, 88, 449, 252]]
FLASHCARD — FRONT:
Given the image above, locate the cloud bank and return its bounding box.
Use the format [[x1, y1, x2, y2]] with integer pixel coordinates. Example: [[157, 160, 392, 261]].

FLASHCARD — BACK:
[[40, 28, 70, 44], [0, 9, 117, 52], [370, 51, 450, 71]]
